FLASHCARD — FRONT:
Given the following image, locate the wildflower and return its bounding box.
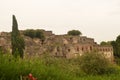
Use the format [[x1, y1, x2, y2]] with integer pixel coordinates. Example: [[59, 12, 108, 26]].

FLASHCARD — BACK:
[[28, 73, 37, 80]]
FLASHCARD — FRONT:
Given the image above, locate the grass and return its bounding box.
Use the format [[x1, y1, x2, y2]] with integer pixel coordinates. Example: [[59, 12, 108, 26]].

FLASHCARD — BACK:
[[0, 53, 74, 80], [75, 74, 120, 80], [0, 53, 120, 80]]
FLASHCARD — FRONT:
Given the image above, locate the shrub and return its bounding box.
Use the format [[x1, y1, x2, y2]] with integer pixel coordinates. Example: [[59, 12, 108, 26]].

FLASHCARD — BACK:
[[0, 53, 74, 80], [79, 52, 117, 75], [24, 29, 35, 38], [114, 57, 120, 66], [35, 30, 45, 41], [67, 30, 82, 36], [23, 29, 45, 41]]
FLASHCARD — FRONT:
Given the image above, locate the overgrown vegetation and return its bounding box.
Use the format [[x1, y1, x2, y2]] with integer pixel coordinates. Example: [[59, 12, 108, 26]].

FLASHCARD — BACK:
[[67, 30, 82, 36], [100, 41, 111, 46], [100, 35, 120, 65], [0, 53, 74, 80], [0, 51, 120, 80], [78, 52, 117, 75], [23, 29, 45, 41], [111, 35, 120, 65]]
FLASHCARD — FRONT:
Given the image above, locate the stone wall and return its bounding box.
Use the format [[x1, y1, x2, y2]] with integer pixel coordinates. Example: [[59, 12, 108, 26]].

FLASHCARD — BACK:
[[0, 30, 114, 61]]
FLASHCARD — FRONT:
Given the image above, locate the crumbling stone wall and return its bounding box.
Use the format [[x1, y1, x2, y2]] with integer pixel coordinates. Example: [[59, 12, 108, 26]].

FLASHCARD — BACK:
[[0, 30, 114, 61]]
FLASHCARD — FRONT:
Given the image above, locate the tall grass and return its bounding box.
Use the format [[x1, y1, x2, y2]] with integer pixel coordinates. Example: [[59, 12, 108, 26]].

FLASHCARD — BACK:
[[0, 53, 74, 80], [0, 52, 120, 80]]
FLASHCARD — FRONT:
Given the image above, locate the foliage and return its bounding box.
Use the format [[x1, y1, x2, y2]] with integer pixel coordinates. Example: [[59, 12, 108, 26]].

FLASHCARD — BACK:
[[0, 53, 120, 80], [74, 72, 120, 80], [0, 53, 74, 80], [116, 35, 120, 58], [0, 47, 4, 54], [67, 30, 82, 36], [100, 41, 111, 46], [23, 29, 35, 38], [111, 41, 118, 57], [35, 30, 45, 41], [110, 35, 120, 65], [23, 29, 45, 41], [114, 57, 120, 65], [11, 15, 25, 58], [78, 52, 117, 75]]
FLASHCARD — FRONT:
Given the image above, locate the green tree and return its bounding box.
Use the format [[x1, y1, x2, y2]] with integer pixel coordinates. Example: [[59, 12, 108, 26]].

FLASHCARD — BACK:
[[100, 41, 107, 45], [111, 35, 120, 65], [111, 35, 120, 58], [100, 41, 111, 46], [67, 30, 82, 36], [116, 35, 120, 57], [111, 41, 118, 57], [11, 15, 25, 58]]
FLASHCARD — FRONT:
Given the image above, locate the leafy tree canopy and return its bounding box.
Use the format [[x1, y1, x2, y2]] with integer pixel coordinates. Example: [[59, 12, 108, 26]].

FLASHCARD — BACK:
[[100, 41, 111, 46], [23, 29, 45, 41], [67, 30, 82, 36], [111, 36, 120, 65]]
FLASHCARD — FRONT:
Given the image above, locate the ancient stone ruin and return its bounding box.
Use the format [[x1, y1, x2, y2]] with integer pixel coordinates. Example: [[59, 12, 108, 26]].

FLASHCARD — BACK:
[[0, 30, 114, 61]]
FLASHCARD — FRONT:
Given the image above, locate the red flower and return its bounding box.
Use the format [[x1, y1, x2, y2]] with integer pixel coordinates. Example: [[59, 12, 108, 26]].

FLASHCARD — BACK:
[[28, 73, 37, 80]]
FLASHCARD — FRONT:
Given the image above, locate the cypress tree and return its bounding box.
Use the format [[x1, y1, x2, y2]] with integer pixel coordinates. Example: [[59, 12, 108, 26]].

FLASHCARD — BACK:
[[11, 15, 25, 58]]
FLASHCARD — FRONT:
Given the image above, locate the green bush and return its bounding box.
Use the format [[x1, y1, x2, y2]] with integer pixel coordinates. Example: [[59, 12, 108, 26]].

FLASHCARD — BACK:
[[35, 30, 45, 41], [24, 29, 35, 38], [0, 54, 74, 80], [79, 52, 117, 75], [114, 57, 120, 66], [0, 54, 32, 80], [23, 29, 45, 41], [0, 53, 120, 80], [67, 30, 82, 36]]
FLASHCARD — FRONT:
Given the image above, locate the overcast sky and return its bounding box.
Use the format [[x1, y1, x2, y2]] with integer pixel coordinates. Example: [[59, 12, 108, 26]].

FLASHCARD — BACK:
[[0, 0, 120, 43]]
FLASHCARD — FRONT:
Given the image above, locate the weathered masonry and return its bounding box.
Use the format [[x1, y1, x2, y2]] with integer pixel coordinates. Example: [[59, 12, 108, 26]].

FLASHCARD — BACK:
[[0, 30, 113, 61]]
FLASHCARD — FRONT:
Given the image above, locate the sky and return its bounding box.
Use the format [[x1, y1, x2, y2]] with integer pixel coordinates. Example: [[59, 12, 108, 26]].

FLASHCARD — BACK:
[[0, 0, 120, 43]]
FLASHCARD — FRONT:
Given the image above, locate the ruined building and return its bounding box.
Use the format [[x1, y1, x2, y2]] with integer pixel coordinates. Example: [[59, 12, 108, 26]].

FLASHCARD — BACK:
[[0, 30, 113, 61]]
